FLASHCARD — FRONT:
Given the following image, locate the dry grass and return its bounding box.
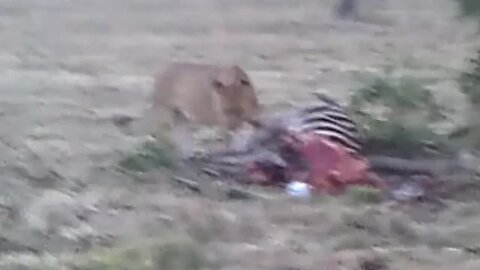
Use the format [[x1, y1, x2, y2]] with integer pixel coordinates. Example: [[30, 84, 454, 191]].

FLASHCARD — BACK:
[[1, 0, 480, 269]]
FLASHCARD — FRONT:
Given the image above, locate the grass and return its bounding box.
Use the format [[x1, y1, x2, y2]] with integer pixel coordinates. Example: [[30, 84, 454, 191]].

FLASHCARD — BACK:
[[0, 236, 210, 270], [348, 73, 447, 156], [1, 0, 480, 269], [459, 49, 480, 107], [69, 236, 208, 270], [455, 0, 480, 19], [455, 0, 480, 148], [118, 140, 177, 173], [344, 186, 383, 204], [452, 46, 480, 149], [2, 197, 480, 269], [151, 239, 207, 270]]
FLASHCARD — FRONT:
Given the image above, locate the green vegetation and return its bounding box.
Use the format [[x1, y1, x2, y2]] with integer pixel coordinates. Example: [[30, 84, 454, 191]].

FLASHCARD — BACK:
[[459, 49, 480, 107], [345, 186, 383, 204], [118, 140, 177, 173], [450, 0, 480, 149], [348, 74, 446, 156], [68, 237, 207, 270], [455, 0, 480, 19]]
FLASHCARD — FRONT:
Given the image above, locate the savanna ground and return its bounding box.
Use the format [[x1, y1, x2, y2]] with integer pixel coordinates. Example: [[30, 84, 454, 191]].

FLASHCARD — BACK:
[[1, 0, 480, 269]]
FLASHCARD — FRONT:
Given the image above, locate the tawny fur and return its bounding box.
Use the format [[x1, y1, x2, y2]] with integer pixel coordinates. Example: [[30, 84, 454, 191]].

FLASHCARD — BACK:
[[147, 62, 261, 156]]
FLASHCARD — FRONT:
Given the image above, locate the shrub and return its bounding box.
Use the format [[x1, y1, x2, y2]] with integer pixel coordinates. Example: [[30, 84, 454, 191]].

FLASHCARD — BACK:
[[455, 0, 480, 19], [349, 75, 446, 156]]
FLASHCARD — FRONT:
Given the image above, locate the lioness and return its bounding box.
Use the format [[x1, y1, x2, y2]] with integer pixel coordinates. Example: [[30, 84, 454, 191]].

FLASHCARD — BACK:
[[148, 62, 261, 157]]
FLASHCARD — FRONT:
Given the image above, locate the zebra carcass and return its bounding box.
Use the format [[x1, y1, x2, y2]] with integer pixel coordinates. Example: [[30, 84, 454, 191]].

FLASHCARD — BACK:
[[199, 93, 384, 194]]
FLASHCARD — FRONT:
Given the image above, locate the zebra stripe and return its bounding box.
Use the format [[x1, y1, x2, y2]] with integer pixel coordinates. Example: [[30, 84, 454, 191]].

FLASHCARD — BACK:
[[298, 94, 362, 154]]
